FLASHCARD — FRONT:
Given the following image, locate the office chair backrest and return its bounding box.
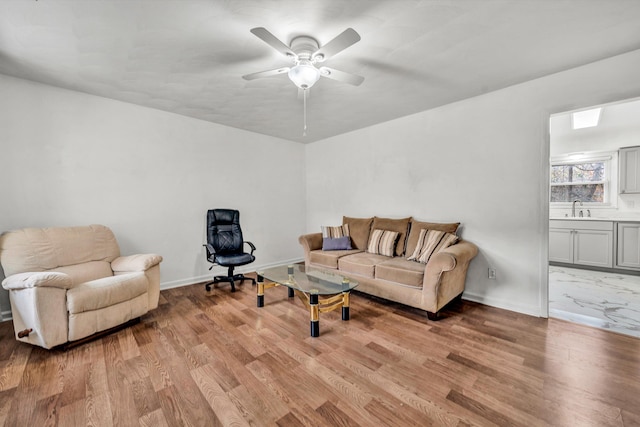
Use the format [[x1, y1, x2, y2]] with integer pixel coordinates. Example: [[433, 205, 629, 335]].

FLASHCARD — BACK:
[[207, 209, 244, 255]]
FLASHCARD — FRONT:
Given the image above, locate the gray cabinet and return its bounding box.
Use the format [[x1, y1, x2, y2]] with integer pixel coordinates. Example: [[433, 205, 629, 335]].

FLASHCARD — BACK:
[[549, 220, 613, 268], [549, 228, 573, 264], [619, 146, 640, 194], [616, 222, 640, 270]]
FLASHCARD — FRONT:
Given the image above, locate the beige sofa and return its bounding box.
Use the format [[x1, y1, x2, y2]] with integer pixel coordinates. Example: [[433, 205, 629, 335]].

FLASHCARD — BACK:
[[299, 216, 478, 320], [0, 224, 162, 349]]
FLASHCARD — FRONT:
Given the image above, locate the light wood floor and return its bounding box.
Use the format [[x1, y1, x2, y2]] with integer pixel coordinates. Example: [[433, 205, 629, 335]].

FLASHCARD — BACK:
[[0, 274, 639, 426]]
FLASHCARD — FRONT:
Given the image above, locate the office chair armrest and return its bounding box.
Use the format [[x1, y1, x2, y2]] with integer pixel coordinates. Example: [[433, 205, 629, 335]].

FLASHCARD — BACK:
[[244, 241, 256, 254], [203, 243, 217, 257]]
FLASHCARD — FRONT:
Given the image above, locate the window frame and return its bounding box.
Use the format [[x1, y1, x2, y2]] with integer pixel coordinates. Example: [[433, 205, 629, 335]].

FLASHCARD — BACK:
[[549, 151, 616, 208]]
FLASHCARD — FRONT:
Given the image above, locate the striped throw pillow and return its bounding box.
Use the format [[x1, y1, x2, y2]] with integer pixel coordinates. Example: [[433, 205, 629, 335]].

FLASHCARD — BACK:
[[366, 229, 400, 257], [321, 224, 350, 238], [407, 229, 459, 263]]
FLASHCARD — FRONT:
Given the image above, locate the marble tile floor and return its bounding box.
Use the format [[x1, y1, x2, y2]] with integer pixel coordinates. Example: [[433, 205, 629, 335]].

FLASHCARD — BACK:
[[549, 265, 640, 339]]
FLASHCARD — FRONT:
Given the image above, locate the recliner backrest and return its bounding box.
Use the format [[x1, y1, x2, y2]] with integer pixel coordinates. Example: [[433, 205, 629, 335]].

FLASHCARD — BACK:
[[0, 224, 121, 277], [207, 209, 244, 255]]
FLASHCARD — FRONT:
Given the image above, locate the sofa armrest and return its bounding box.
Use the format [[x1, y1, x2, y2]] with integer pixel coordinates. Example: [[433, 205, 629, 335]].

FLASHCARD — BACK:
[[2, 271, 73, 290], [422, 240, 479, 313], [298, 233, 323, 266], [440, 240, 479, 265], [111, 254, 163, 273]]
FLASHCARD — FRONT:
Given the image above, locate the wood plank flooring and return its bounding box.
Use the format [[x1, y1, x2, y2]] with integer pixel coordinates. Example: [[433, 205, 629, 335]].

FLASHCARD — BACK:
[[0, 273, 639, 426]]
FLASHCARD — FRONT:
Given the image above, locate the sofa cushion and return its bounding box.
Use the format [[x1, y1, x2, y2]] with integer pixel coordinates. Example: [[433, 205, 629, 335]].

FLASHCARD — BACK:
[[407, 229, 459, 263], [338, 252, 390, 278], [309, 249, 362, 269], [371, 217, 411, 256], [322, 236, 352, 251], [375, 257, 425, 288], [342, 216, 374, 250], [405, 219, 460, 256], [366, 229, 399, 257], [67, 272, 148, 314]]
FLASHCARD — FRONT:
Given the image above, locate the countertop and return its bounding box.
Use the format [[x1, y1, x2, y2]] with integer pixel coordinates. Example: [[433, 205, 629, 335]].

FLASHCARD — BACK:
[[550, 217, 640, 222]]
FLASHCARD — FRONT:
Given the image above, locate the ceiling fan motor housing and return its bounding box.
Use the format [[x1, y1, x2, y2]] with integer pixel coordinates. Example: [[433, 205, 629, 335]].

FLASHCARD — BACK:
[[290, 36, 320, 62]]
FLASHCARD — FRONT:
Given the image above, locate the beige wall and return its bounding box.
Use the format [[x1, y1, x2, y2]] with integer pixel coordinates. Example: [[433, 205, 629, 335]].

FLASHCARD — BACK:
[[305, 49, 640, 317], [3, 48, 640, 320], [0, 74, 307, 318]]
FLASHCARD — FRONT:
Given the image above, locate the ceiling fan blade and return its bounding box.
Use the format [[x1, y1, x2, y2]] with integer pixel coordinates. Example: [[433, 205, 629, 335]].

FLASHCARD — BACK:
[[313, 28, 361, 62], [319, 67, 364, 86], [242, 67, 290, 81], [250, 27, 296, 59]]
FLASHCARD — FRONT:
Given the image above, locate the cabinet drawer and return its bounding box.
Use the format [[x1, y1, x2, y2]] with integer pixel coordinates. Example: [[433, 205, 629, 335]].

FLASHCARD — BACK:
[[549, 220, 613, 231]]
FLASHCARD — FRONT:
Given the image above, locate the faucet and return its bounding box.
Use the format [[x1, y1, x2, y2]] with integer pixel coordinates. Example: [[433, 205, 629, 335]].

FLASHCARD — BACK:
[[572, 200, 583, 217]]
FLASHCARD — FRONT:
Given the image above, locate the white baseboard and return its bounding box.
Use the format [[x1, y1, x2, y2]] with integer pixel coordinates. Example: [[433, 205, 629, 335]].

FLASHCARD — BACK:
[[463, 291, 543, 318], [159, 258, 305, 290]]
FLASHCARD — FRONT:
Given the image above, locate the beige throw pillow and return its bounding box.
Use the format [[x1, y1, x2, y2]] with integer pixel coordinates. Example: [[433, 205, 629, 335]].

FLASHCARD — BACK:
[[321, 224, 350, 238], [407, 229, 459, 263], [366, 229, 399, 257]]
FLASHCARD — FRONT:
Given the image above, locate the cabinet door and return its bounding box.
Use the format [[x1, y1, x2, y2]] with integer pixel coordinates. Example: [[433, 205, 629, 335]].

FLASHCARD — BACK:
[[620, 147, 640, 194], [573, 230, 613, 268], [616, 223, 640, 270], [549, 228, 573, 264]]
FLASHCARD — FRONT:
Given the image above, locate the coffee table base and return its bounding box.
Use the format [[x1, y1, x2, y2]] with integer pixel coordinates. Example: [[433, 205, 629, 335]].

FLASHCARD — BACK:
[[256, 274, 351, 337]]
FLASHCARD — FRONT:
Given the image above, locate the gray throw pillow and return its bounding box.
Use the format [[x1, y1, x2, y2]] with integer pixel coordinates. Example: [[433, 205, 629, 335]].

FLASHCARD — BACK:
[[322, 236, 352, 251]]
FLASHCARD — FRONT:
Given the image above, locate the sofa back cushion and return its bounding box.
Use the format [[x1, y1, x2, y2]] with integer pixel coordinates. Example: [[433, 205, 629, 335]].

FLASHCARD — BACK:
[[0, 224, 120, 276], [342, 216, 374, 250], [405, 219, 460, 257], [371, 217, 412, 256]]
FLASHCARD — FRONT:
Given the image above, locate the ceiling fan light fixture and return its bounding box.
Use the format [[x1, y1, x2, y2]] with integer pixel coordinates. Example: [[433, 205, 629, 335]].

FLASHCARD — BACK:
[[288, 61, 320, 89]]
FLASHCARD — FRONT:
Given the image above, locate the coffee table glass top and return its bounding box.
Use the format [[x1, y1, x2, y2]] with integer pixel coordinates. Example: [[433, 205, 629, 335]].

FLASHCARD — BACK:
[[259, 264, 358, 295]]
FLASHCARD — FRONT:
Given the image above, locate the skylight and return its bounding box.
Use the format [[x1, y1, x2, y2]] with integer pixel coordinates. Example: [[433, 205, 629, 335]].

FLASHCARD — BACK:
[[571, 108, 602, 129]]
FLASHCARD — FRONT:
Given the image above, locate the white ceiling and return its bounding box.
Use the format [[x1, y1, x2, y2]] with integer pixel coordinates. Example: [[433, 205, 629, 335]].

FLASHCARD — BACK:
[[2, 0, 640, 143]]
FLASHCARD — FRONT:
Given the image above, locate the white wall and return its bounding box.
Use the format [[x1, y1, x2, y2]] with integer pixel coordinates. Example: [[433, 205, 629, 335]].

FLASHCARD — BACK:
[[0, 74, 306, 317], [305, 49, 640, 317]]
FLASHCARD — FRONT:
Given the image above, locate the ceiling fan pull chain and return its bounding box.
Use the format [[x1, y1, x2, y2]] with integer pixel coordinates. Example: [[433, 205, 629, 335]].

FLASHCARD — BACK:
[[303, 88, 308, 136]]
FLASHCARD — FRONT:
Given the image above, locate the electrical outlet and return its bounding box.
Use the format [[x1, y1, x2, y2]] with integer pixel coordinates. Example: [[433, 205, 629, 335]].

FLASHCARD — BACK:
[[488, 268, 496, 279]]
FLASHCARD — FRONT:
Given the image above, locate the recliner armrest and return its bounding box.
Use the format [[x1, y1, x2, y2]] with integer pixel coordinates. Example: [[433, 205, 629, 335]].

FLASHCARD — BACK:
[[2, 271, 73, 290], [111, 254, 163, 272]]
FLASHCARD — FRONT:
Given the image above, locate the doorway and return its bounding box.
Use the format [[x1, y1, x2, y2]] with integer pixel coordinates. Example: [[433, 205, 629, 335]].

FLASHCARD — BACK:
[[548, 98, 640, 339]]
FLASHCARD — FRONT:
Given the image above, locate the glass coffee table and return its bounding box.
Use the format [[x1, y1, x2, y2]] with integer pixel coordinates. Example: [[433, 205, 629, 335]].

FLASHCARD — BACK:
[[257, 264, 358, 337]]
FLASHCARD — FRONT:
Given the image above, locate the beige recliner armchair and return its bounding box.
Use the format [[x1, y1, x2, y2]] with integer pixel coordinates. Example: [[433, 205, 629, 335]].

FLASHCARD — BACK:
[[0, 224, 162, 349]]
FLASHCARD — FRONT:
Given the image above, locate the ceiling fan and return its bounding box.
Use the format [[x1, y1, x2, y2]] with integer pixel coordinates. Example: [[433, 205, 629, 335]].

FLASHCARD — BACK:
[[242, 27, 365, 90]]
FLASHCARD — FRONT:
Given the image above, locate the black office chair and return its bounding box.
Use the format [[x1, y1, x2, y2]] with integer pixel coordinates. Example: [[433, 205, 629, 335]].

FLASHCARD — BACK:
[[204, 209, 256, 292]]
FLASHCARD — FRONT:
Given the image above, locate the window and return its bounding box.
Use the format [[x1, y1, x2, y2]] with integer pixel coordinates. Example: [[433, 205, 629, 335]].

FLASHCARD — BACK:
[[550, 153, 613, 205]]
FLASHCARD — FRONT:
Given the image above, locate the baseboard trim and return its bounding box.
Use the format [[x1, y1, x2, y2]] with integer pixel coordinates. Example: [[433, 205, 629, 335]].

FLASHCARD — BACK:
[[159, 258, 305, 291], [463, 291, 543, 318]]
